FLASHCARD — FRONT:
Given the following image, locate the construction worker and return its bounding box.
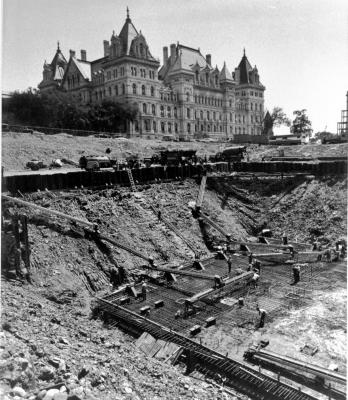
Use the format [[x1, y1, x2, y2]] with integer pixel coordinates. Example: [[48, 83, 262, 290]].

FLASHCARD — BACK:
[[141, 281, 148, 301], [324, 248, 332, 263], [227, 257, 232, 274], [288, 245, 295, 258], [292, 264, 301, 284], [253, 260, 261, 274], [256, 306, 267, 328], [251, 272, 260, 288], [282, 234, 288, 245], [110, 267, 118, 287], [157, 209, 162, 220]]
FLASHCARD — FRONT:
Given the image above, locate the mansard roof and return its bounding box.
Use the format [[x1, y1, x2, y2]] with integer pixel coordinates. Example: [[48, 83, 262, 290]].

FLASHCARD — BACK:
[[177, 44, 211, 70]]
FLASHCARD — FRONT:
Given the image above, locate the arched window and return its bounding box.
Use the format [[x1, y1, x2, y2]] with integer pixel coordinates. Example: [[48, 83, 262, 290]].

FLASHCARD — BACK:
[[174, 107, 177, 118], [230, 113, 232, 122], [161, 122, 165, 133], [213, 111, 216, 120], [194, 95, 197, 103], [152, 104, 156, 115], [187, 123, 191, 133], [108, 87, 112, 96], [160, 106, 164, 117], [115, 85, 118, 95], [205, 97, 207, 105], [207, 125, 211, 132], [143, 103, 147, 114], [168, 122, 172, 133], [186, 92, 190, 102], [142, 85, 146, 95], [160, 92, 163, 100], [122, 84, 125, 94], [167, 106, 171, 117], [151, 86, 154, 96], [239, 127, 241, 134], [132, 84, 137, 94], [206, 73, 209, 84], [207, 111, 210, 120], [195, 71, 199, 83], [200, 110, 203, 120], [187, 108, 190, 118], [175, 123, 178, 133], [153, 121, 157, 132], [215, 75, 218, 86]]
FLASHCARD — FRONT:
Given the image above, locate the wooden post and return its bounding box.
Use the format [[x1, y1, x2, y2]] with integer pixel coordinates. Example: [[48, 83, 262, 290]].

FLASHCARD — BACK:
[[20, 215, 31, 281], [12, 215, 21, 275]]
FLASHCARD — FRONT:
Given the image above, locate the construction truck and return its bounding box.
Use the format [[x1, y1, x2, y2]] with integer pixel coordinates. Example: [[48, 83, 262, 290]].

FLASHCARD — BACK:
[[209, 146, 246, 163], [160, 149, 197, 166], [79, 155, 116, 171], [143, 154, 161, 168]]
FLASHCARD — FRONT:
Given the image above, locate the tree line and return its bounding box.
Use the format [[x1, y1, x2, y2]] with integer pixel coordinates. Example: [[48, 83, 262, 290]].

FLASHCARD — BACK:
[[2, 89, 138, 132]]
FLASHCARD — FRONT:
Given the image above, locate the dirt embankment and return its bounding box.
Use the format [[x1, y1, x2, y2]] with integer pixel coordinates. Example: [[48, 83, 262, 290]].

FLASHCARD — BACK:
[[2, 130, 347, 171], [210, 175, 347, 245]]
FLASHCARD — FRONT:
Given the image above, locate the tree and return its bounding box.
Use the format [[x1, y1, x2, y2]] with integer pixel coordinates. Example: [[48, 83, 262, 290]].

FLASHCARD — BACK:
[[270, 107, 291, 127], [314, 131, 335, 142], [262, 107, 290, 136], [4, 90, 138, 132], [291, 109, 312, 137]]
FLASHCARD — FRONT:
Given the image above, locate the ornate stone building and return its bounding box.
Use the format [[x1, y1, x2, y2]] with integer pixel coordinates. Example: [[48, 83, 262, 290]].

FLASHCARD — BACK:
[[38, 9, 265, 138]]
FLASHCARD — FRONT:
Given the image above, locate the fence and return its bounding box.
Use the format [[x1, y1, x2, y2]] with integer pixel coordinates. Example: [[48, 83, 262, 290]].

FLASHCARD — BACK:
[[2, 124, 125, 138]]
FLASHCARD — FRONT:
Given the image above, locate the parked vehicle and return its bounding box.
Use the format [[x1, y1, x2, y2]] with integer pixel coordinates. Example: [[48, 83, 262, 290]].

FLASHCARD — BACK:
[[209, 146, 246, 162], [79, 155, 116, 171]]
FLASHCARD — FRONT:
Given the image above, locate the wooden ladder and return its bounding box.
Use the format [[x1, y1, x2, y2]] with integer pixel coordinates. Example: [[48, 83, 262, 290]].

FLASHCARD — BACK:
[[126, 168, 136, 192]]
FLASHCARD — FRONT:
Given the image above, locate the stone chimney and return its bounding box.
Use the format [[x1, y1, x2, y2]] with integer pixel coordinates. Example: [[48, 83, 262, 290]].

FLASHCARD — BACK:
[[206, 54, 211, 66], [69, 50, 76, 58], [103, 40, 110, 57], [163, 46, 168, 65], [170, 43, 176, 65], [80, 50, 87, 61]]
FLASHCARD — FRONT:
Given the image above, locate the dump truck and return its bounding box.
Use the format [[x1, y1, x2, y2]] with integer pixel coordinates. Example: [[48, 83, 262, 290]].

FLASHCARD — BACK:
[[209, 146, 246, 162]]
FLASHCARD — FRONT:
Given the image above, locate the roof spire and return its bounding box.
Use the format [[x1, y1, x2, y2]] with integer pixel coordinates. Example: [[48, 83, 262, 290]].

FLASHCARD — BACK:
[[126, 6, 130, 20], [57, 41, 60, 51], [243, 47, 246, 56]]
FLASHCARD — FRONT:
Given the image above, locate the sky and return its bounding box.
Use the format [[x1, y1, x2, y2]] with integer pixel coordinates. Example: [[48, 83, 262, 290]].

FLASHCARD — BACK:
[[2, 0, 348, 133]]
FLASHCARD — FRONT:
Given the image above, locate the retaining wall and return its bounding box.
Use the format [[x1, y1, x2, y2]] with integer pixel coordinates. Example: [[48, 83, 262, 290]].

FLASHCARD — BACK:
[[2, 160, 346, 194]]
